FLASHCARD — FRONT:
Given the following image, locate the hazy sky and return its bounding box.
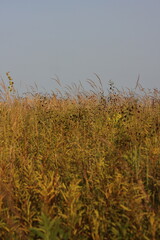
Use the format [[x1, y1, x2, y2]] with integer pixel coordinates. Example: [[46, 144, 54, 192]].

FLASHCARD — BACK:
[[0, 0, 160, 94]]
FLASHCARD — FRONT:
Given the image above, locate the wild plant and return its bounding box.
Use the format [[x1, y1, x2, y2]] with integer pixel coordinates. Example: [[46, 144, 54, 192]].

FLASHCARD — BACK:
[[0, 75, 160, 239]]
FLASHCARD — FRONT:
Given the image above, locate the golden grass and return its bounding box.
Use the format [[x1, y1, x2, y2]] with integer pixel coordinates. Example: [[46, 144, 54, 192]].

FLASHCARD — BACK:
[[0, 75, 160, 239]]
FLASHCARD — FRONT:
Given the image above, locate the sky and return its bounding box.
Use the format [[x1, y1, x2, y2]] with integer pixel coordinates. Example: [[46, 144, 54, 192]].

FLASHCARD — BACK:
[[0, 0, 160, 95]]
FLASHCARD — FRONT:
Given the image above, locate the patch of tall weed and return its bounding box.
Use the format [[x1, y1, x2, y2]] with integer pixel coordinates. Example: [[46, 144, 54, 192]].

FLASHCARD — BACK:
[[0, 74, 160, 239]]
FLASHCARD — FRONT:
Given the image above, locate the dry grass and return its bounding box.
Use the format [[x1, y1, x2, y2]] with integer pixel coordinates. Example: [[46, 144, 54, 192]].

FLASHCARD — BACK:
[[0, 74, 160, 239]]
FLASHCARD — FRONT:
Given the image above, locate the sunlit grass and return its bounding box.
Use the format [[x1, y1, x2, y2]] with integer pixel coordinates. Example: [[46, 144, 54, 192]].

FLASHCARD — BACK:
[[0, 74, 160, 239]]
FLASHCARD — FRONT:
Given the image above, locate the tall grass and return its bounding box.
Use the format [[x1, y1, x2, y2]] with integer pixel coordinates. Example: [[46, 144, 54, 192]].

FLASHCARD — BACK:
[[0, 74, 160, 239]]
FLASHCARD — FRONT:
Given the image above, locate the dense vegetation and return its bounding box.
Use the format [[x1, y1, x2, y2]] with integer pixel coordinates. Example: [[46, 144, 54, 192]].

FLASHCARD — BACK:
[[0, 74, 160, 239]]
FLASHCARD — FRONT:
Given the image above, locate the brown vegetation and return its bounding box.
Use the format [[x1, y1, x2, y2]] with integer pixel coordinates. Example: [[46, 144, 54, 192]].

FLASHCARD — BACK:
[[0, 74, 160, 239]]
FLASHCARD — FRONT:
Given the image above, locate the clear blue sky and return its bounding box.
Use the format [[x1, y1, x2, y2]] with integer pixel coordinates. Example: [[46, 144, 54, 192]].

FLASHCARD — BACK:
[[0, 0, 160, 94]]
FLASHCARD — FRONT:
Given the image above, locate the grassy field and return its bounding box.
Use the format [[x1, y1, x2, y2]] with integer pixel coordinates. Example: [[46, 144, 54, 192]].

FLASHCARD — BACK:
[[0, 74, 160, 239]]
